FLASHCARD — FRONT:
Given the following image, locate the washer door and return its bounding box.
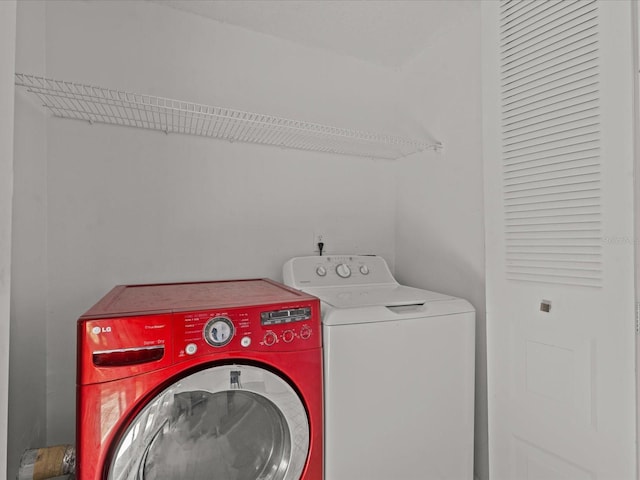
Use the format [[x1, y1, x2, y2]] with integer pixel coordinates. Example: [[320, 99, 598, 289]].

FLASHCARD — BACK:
[[107, 364, 309, 480]]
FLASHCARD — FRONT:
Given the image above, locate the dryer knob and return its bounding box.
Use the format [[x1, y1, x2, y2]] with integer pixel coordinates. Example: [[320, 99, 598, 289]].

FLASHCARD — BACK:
[[263, 331, 278, 347], [300, 325, 312, 340], [204, 316, 235, 347], [282, 330, 295, 343]]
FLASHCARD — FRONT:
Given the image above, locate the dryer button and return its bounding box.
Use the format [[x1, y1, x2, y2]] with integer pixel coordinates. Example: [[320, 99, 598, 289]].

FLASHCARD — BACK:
[[185, 343, 198, 355]]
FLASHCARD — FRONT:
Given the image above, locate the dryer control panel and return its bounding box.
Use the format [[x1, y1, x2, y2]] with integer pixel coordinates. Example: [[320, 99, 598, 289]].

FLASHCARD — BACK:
[[173, 300, 320, 361], [78, 278, 321, 385]]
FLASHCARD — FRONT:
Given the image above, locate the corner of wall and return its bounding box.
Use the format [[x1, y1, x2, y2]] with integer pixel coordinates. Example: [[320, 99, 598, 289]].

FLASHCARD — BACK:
[[1, 2, 17, 479], [8, 1, 48, 479]]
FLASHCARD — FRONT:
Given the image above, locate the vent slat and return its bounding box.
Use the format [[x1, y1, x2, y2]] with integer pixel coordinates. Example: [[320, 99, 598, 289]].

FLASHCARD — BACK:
[[506, 251, 601, 261], [506, 199, 600, 213], [504, 115, 598, 143], [502, 14, 598, 67], [503, 89, 598, 122], [501, 1, 594, 48], [504, 160, 599, 180], [506, 231, 602, 240], [503, 28, 598, 77], [500, 0, 603, 289], [502, 45, 598, 88]]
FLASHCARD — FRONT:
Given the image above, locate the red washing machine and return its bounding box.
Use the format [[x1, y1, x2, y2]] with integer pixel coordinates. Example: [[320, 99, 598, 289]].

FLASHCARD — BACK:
[[77, 279, 323, 480]]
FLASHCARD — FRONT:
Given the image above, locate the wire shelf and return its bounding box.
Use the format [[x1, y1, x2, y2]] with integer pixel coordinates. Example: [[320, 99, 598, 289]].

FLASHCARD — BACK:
[[15, 73, 441, 160]]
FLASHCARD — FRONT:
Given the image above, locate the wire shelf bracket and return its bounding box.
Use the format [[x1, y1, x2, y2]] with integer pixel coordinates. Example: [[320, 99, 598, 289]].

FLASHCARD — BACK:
[[15, 73, 443, 160]]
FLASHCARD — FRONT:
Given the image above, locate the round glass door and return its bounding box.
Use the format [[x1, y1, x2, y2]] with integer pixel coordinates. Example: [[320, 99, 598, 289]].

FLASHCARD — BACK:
[[108, 364, 309, 480]]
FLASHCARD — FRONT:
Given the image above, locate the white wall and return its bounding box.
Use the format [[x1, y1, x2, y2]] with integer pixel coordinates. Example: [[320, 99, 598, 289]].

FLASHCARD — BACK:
[[0, 1, 17, 478], [45, 1, 408, 139], [11, 0, 398, 448], [11, 3, 489, 480], [9, 2, 48, 478], [395, 6, 488, 480]]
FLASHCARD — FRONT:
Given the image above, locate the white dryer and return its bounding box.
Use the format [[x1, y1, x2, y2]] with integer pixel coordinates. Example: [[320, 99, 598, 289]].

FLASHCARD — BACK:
[[283, 255, 475, 480]]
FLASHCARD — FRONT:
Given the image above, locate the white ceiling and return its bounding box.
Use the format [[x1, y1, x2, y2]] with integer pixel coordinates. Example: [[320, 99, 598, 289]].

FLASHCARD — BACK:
[[150, 0, 476, 70]]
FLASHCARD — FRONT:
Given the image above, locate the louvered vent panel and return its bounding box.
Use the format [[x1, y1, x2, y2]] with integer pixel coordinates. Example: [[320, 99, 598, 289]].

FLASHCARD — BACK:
[[500, 0, 602, 287]]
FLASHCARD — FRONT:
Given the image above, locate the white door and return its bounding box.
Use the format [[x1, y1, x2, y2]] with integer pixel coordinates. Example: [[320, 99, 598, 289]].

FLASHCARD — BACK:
[[483, 1, 637, 479]]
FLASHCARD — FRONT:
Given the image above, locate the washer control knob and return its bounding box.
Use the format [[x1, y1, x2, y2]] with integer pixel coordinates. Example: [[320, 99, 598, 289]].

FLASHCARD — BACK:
[[316, 266, 327, 277], [336, 263, 351, 278], [241, 336, 251, 348], [300, 325, 312, 340], [203, 316, 234, 347], [282, 330, 295, 343], [360, 265, 369, 275], [185, 343, 198, 355], [263, 331, 278, 346]]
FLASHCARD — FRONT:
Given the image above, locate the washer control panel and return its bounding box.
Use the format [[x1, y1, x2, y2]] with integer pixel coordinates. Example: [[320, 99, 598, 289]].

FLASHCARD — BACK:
[[284, 255, 396, 288]]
